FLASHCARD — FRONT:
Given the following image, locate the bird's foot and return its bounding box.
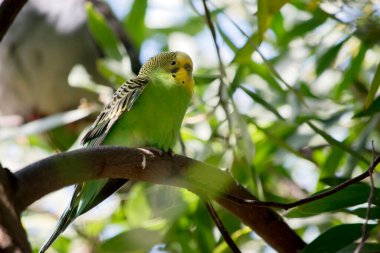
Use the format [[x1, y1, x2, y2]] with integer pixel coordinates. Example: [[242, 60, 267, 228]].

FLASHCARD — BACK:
[[138, 147, 164, 157], [138, 147, 175, 157], [138, 147, 174, 170], [167, 148, 175, 157]]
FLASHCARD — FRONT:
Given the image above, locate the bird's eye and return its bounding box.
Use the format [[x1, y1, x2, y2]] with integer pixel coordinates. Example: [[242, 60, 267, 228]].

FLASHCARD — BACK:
[[170, 61, 176, 65]]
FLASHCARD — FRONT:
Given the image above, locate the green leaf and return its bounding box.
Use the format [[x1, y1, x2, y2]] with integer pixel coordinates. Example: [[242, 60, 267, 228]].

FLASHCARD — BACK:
[[316, 38, 348, 75], [354, 95, 380, 117], [100, 228, 162, 252], [306, 121, 369, 164], [0, 108, 94, 142], [239, 86, 284, 120], [233, 33, 260, 65], [125, 184, 152, 227], [257, 0, 270, 43], [364, 61, 380, 109], [247, 61, 285, 94], [193, 202, 215, 252], [338, 243, 380, 253], [85, 2, 122, 60], [334, 43, 368, 98], [252, 121, 307, 161], [123, 0, 147, 49], [157, 16, 205, 36], [281, 8, 328, 45], [258, 0, 289, 42], [320, 177, 347, 186], [216, 22, 238, 52], [193, 74, 219, 86], [286, 183, 379, 218], [350, 206, 380, 219], [51, 236, 71, 253], [302, 224, 376, 253], [97, 59, 130, 86], [272, 12, 285, 41], [321, 147, 345, 178]]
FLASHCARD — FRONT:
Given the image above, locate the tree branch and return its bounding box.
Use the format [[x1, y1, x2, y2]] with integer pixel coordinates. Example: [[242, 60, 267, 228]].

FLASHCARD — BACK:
[[203, 199, 241, 253], [0, 0, 28, 42], [13, 146, 305, 253], [0, 164, 31, 253], [221, 155, 380, 209]]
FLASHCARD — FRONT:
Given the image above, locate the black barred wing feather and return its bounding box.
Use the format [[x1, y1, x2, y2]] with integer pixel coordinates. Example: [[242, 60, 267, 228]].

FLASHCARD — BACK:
[[82, 76, 149, 147]]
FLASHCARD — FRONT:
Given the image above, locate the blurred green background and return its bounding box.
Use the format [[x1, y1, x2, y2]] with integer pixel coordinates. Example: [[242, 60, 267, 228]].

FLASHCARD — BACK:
[[1, 0, 380, 252]]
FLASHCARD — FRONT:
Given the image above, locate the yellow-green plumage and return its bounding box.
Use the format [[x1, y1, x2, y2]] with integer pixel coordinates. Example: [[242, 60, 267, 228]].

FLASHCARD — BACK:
[[39, 51, 194, 252], [103, 69, 192, 149]]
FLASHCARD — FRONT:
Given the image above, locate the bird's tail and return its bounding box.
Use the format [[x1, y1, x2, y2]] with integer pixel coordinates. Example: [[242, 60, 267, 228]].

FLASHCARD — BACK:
[[39, 179, 128, 252], [39, 203, 76, 253], [39, 183, 85, 253]]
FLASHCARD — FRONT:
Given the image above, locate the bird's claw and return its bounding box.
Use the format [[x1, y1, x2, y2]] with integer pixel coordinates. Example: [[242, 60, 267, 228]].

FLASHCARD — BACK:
[[138, 147, 175, 157], [167, 148, 175, 157], [138, 147, 164, 157]]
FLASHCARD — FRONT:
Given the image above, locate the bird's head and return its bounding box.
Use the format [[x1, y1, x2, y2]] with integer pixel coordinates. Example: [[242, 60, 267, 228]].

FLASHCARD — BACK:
[[139, 51, 194, 95]]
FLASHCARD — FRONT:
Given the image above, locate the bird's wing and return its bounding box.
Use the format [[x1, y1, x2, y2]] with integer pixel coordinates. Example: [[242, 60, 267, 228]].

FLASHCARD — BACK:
[[76, 75, 150, 212], [82, 76, 149, 147], [39, 76, 149, 253]]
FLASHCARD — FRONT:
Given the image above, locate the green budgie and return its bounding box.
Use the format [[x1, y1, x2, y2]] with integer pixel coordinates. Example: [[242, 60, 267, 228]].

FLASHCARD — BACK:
[[40, 51, 194, 252]]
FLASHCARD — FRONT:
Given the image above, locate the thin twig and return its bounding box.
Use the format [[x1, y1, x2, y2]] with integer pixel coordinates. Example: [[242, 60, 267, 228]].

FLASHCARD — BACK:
[[203, 198, 241, 253], [209, 1, 304, 102], [354, 141, 377, 253], [218, 155, 380, 210], [199, 0, 233, 140], [200, 0, 225, 78]]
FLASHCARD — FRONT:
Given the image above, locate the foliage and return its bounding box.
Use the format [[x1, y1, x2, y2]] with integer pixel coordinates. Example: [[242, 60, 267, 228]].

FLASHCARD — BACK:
[[3, 0, 380, 252]]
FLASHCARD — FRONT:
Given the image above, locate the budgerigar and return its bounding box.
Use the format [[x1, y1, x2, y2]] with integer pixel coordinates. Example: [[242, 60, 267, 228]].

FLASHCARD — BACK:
[[39, 51, 194, 252]]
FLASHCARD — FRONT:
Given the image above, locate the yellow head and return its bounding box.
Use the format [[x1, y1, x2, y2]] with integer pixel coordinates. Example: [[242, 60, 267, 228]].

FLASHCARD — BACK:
[[139, 51, 194, 95]]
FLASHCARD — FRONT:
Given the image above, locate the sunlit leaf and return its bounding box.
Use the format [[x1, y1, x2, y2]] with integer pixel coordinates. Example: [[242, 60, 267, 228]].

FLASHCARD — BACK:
[[320, 147, 345, 178], [252, 120, 307, 161], [123, 0, 147, 49], [354, 95, 380, 118], [233, 33, 260, 64], [271, 12, 285, 39], [239, 85, 284, 120], [281, 8, 327, 45], [194, 74, 219, 86], [157, 16, 205, 36], [125, 184, 152, 227], [51, 236, 71, 253], [316, 37, 349, 75], [97, 59, 131, 86], [333, 43, 368, 98], [246, 61, 285, 94], [364, 61, 380, 109], [258, 0, 289, 42], [216, 23, 238, 52], [306, 121, 369, 164], [100, 228, 162, 252], [0, 108, 94, 141], [86, 2, 122, 60]]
